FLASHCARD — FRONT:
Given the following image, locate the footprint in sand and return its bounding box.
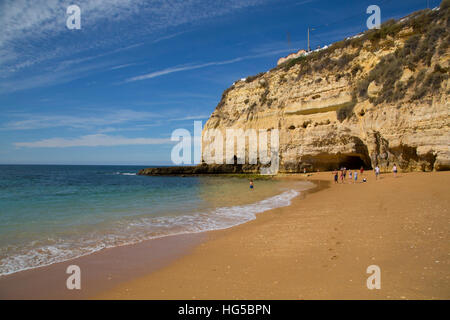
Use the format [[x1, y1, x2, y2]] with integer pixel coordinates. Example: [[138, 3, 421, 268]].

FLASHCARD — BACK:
[[331, 255, 338, 260]]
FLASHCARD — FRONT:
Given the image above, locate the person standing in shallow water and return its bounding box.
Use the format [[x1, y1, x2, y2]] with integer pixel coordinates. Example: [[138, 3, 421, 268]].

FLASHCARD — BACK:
[[249, 179, 254, 190]]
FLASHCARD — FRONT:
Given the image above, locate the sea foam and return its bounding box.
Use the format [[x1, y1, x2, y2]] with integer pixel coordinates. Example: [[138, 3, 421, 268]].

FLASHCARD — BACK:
[[0, 182, 313, 276]]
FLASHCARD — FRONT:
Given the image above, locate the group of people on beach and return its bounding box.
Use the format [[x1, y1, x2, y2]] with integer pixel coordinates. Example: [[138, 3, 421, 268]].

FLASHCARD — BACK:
[[248, 163, 399, 189], [333, 166, 365, 184], [333, 164, 399, 183]]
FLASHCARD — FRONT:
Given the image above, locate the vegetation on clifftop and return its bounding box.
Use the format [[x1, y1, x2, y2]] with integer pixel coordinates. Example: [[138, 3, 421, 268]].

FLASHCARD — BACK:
[[356, 5, 449, 105], [212, 0, 449, 121]]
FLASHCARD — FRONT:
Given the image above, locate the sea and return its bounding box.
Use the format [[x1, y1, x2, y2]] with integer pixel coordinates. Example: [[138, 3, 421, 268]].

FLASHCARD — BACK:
[[0, 165, 314, 276]]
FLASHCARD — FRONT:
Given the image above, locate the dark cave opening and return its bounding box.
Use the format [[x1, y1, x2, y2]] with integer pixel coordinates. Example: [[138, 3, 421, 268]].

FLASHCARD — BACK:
[[338, 155, 371, 170], [293, 153, 373, 172]]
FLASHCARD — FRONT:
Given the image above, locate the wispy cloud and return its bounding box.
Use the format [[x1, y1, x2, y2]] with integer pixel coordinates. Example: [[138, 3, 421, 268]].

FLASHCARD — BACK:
[[170, 115, 211, 121], [2, 109, 213, 132], [292, 0, 317, 6], [125, 48, 294, 82], [14, 134, 170, 148], [151, 31, 189, 44], [125, 59, 244, 82], [0, 0, 271, 93], [0, 59, 116, 94], [109, 63, 137, 70], [2, 109, 160, 131]]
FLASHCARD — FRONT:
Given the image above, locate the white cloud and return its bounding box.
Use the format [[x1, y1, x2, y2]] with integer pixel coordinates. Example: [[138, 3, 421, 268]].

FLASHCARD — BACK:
[[109, 63, 137, 70], [0, 0, 271, 89], [0, 59, 116, 94], [2, 109, 160, 130], [0, 0, 145, 48], [170, 115, 210, 121], [125, 59, 244, 82], [151, 31, 189, 44], [125, 48, 293, 82], [2, 109, 215, 132], [14, 134, 170, 148]]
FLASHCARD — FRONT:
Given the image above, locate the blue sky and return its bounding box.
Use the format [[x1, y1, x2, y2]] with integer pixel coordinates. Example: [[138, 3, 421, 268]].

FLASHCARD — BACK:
[[0, 0, 441, 165]]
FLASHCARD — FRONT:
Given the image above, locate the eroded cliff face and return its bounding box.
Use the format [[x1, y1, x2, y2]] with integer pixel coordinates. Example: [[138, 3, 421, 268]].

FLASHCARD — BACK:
[[202, 5, 450, 173]]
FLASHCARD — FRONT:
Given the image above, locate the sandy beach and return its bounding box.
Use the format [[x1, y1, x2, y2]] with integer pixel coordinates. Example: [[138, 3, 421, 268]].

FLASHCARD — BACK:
[[97, 171, 450, 300], [2, 0, 449, 303]]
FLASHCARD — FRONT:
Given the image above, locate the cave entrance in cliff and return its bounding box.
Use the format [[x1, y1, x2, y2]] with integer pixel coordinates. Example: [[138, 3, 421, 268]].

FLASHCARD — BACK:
[[338, 155, 370, 170]]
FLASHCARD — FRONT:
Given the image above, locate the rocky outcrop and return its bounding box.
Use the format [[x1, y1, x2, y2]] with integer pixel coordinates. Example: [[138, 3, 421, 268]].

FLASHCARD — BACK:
[[138, 163, 259, 176], [202, 4, 450, 173]]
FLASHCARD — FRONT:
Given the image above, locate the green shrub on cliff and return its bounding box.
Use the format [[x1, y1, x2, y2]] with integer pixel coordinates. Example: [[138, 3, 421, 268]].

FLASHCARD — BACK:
[[283, 55, 307, 72], [245, 72, 265, 83], [214, 1, 449, 116], [366, 19, 402, 43], [355, 5, 449, 105], [413, 65, 448, 100]]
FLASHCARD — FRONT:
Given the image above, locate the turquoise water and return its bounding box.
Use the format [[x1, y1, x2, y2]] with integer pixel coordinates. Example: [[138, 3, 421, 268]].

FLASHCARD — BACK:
[[0, 165, 313, 276]]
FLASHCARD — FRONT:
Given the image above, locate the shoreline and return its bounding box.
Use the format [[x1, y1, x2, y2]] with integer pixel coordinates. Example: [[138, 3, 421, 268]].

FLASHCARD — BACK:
[[0, 231, 207, 300], [97, 171, 450, 299], [1, 172, 448, 299], [0, 175, 313, 299]]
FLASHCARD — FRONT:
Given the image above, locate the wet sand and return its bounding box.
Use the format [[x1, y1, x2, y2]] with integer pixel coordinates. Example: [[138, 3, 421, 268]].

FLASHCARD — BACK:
[[97, 171, 450, 299], [0, 233, 205, 299]]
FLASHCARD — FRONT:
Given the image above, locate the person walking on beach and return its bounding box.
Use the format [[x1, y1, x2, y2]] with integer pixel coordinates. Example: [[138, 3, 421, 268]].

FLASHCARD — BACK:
[[349, 170, 352, 180], [333, 170, 338, 184], [360, 166, 364, 176], [375, 165, 380, 180], [249, 179, 254, 190], [393, 164, 398, 178], [340, 170, 345, 183], [354, 170, 358, 183]]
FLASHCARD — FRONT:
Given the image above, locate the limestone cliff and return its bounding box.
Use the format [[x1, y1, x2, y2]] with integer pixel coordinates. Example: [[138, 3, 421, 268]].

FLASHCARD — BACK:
[[202, 3, 450, 173]]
